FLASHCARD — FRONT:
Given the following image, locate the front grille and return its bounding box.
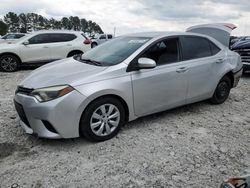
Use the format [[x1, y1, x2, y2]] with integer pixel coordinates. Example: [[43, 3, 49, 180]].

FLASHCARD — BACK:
[[233, 49, 250, 63], [14, 100, 31, 128], [15, 86, 34, 95]]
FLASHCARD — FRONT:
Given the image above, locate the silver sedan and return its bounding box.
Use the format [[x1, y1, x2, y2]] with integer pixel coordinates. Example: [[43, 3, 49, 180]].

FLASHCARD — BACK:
[[14, 24, 243, 141]]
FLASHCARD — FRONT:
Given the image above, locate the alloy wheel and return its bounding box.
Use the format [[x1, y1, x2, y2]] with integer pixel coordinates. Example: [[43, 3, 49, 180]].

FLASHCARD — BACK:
[[90, 104, 120, 136], [1, 56, 18, 71]]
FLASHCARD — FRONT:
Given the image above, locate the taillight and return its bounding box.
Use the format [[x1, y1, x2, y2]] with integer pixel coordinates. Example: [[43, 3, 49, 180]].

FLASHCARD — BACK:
[[84, 39, 91, 44]]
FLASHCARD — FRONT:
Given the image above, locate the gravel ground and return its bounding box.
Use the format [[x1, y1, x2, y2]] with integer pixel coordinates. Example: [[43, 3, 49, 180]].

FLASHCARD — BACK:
[[0, 70, 249, 188]]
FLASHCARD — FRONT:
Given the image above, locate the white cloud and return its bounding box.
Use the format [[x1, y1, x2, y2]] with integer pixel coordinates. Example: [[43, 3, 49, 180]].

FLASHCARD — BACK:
[[0, 0, 250, 36]]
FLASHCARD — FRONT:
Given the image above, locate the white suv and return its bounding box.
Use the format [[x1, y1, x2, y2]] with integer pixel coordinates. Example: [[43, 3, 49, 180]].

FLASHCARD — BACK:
[[0, 31, 91, 72], [91, 34, 113, 48]]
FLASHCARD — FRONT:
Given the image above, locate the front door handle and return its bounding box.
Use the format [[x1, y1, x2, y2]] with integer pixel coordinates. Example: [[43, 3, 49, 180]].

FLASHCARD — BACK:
[[176, 67, 188, 73], [43, 46, 49, 48]]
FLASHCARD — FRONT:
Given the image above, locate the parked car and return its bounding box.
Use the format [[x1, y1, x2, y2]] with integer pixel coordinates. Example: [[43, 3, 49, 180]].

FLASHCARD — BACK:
[[91, 34, 113, 48], [0, 33, 28, 45], [14, 23, 242, 141], [231, 37, 250, 73], [0, 31, 91, 72], [0, 33, 27, 41]]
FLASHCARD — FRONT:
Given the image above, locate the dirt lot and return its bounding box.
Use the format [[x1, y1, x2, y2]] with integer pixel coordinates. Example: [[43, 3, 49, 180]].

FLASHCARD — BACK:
[[0, 70, 249, 188]]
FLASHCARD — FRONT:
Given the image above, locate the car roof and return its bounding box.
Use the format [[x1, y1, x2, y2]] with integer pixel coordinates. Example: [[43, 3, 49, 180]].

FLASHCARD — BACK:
[[30, 30, 84, 34], [124, 31, 210, 38]]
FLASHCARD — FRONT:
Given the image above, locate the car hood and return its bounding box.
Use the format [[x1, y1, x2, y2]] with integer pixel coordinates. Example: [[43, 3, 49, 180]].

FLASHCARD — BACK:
[[20, 58, 108, 89], [231, 40, 250, 50]]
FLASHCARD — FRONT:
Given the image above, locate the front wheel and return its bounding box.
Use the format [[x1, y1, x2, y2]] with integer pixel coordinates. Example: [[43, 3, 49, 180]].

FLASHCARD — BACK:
[[80, 97, 126, 142], [0, 55, 20, 72], [210, 76, 231, 104]]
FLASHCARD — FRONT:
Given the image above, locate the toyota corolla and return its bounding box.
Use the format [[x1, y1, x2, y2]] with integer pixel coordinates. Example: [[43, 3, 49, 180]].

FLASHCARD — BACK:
[[14, 24, 243, 141]]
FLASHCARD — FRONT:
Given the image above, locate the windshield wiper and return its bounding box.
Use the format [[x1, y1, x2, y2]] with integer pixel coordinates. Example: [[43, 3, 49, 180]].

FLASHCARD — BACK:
[[80, 58, 102, 66]]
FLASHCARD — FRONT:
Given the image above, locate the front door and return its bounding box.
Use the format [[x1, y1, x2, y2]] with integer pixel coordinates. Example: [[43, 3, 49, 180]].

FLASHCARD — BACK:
[[19, 34, 51, 63], [131, 37, 188, 116]]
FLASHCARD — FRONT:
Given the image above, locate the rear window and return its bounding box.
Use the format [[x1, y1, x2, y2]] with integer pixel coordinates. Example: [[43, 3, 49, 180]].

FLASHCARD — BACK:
[[182, 36, 212, 60]]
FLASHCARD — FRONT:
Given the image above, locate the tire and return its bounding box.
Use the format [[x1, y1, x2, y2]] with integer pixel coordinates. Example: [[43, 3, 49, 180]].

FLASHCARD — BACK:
[[80, 97, 126, 142], [91, 43, 97, 48], [210, 76, 231, 104], [0, 54, 20, 72]]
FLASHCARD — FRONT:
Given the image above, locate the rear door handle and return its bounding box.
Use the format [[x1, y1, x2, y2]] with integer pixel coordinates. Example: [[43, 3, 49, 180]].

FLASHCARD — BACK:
[[176, 67, 188, 73], [216, 58, 225, 64], [43, 46, 49, 48]]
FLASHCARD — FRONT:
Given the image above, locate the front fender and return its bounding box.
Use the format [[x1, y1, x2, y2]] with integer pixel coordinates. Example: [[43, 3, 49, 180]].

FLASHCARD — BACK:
[[74, 76, 137, 122]]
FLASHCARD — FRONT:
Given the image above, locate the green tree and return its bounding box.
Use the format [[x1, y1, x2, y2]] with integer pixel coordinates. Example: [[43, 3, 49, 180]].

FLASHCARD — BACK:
[[0, 20, 8, 35], [19, 13, 28, 33], [80, 18, 88, 32], [4, 12, 19, 32]]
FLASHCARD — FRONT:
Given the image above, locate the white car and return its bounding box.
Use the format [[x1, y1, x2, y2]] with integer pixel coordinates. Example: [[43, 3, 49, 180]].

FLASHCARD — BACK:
[[0, 33, 28, 44], [0, 31, 92, 72], [91, 34, 113, 48]]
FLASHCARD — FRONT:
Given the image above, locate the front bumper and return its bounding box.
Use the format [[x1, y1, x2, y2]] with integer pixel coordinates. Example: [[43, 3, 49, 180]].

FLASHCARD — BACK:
[[233, 68, 243, 88], [14, 90, 87, 139]]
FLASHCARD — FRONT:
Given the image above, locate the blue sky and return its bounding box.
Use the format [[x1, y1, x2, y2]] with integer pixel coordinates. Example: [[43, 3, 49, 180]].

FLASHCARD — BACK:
[[0, 0, 250, 36]]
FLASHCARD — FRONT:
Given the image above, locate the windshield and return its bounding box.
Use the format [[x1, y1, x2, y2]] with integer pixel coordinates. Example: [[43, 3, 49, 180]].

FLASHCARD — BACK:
[[80, 36, 151, 66]]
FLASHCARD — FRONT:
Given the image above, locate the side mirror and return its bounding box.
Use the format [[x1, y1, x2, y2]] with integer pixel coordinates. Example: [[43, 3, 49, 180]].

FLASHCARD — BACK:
[[23, 41, 29, 45], [137, 57, 156, 70]]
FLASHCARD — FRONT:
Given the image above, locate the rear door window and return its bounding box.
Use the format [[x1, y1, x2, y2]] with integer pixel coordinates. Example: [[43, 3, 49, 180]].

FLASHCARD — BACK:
[[49, 33, 77, 43], [108, 35, 113, 39], [181, 36, 213, 60]]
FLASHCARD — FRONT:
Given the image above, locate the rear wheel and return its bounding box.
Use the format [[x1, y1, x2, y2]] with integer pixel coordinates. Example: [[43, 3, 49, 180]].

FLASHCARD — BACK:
[[0, 55, 20, 72], [91, 43, 97, 48], [80, 97, 125, 142], [210, 76, 231, 104]]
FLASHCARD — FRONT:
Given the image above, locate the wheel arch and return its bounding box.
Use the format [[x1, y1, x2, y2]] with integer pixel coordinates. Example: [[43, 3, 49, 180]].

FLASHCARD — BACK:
[[0, 52, 22, 63], [78, 94, 130, 136], [222, 71, 234, 88], [67, 50, 83, 57]]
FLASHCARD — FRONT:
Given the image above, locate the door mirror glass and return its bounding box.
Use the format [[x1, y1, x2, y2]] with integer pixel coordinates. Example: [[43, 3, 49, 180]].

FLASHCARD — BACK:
[[137, 57, 156, 69], [23, 41, 29, 45]]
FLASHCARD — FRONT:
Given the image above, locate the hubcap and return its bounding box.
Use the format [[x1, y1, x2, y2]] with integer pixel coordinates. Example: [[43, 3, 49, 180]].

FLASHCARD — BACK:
[[1, 57, 17, 71], [217, 81, 229, 99], [90, 104, 120, 136]]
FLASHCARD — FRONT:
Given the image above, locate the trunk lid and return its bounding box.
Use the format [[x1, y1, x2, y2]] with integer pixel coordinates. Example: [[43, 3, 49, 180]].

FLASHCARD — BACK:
[[186, 23, 237, 47]]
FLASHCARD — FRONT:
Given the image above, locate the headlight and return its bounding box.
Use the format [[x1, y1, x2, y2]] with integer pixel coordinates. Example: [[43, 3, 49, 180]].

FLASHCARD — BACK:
[[31, 85, 74, 102]]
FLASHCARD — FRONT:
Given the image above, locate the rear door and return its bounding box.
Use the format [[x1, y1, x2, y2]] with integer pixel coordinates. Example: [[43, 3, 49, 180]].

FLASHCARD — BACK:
[[47, 33, 77, 60], [180, 35, 224, 103]]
